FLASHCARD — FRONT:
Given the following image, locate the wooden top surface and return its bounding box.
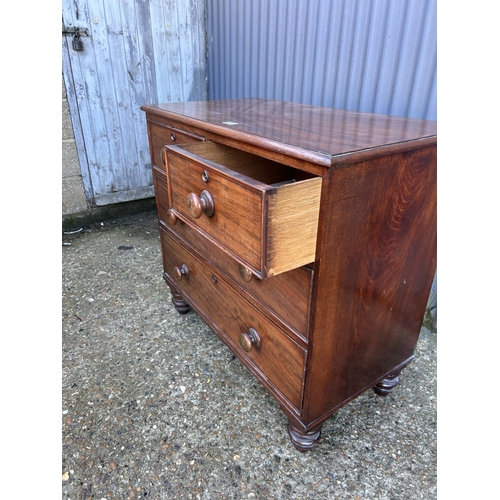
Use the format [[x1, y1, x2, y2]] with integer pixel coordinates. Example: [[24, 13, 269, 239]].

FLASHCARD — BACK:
[[141, 98, 437, 167]]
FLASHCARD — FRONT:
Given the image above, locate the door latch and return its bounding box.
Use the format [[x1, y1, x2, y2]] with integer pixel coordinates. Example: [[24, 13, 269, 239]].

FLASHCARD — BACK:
[[62, 27, 90, 52]]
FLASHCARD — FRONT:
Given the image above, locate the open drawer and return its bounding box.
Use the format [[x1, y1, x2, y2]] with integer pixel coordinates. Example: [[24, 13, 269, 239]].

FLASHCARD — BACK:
[[165, 142, 322, 279]]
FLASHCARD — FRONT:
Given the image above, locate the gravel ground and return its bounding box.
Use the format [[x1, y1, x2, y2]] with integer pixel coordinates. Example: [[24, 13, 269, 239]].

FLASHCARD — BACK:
[[62, 210, 437, 500]]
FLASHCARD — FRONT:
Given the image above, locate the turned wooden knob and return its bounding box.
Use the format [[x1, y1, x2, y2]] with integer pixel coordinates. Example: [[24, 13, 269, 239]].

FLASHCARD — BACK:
[[239, 328, 261, 352], [173, 264, 190, 281], [166, 209, 177, 226], [186, 190, 215, 218], [238, 264, 253, 282]]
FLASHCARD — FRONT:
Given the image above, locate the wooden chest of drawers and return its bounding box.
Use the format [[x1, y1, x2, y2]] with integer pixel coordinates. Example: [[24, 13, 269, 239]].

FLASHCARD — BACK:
[[141, 99, 437, 451]]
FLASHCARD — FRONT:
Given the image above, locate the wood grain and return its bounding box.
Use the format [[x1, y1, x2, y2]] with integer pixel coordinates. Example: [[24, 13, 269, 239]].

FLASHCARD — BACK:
[[166, 145, 265, 271], [152, 166, 170, 223], [166, 142, 322, 278], [148, 120, 204, 171], [142, 99, 437, 167], [267, 177, 322, 276], [304, 146, 437, 424], [160, 218, 313, 341]]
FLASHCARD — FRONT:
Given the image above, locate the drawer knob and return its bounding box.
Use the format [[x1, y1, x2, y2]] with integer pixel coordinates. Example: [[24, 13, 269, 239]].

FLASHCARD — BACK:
[[186, 190, 215, 218], [173, 264, 190, 281], [170, 132, 176, 141], [239, 328, 261, 352], [166, 209, 177, 226], [238, 264, 253, 282]]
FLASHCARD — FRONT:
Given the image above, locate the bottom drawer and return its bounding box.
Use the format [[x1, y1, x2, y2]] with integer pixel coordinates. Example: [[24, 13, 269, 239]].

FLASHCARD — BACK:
[[160, 227, 306, 409]]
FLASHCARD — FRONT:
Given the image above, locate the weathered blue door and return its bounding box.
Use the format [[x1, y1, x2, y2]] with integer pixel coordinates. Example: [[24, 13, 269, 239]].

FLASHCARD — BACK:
[[62, 0, 207, 206]]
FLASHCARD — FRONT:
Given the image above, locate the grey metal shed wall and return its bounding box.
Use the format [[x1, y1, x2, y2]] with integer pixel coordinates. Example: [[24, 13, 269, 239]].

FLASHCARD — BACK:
[[207, 0, 436, 121]]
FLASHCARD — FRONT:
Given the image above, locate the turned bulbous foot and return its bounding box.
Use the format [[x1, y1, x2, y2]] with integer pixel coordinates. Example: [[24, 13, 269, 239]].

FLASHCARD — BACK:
[[373, 372, 400, 396], [169, 286, 191, 314], [287, 422, 323, 452]]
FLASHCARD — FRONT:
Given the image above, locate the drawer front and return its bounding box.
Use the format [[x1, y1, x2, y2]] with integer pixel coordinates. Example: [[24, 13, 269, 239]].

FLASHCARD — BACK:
[[160, 228, 306, 408], [166, 142, 322, 278], [167, 145, 265, 271], [149, 120, 204, 171], [161, 219, 312, 340]]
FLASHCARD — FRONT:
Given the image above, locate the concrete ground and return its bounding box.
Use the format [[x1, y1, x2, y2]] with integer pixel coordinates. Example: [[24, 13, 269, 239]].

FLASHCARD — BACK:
[[62, 209, 437, 500]]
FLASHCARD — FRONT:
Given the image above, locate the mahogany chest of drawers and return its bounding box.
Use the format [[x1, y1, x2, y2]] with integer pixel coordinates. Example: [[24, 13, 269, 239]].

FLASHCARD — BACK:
[[141, 99, 437, 451]]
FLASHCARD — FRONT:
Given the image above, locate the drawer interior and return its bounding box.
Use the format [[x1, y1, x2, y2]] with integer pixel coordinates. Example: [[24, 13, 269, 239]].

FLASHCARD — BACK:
[[177, 142, 317, 186]]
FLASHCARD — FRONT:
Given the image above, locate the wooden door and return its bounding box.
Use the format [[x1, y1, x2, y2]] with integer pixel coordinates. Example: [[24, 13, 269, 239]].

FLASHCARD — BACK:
[[62, 0, 207, 206]]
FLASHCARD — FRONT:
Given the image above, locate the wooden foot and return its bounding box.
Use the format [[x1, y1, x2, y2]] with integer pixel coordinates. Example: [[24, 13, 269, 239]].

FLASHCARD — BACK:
[[169, 286, 191, 314], [287, 421, 323, 452], [373, 371, 400, 397]]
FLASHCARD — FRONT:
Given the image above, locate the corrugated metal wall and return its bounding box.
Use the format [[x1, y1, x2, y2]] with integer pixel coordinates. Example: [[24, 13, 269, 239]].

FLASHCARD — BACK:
[[207, 0, 436, 121]]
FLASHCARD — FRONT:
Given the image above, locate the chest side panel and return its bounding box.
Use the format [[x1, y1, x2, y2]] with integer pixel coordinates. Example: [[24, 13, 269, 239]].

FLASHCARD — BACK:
[[304, 145, 437, 422]]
